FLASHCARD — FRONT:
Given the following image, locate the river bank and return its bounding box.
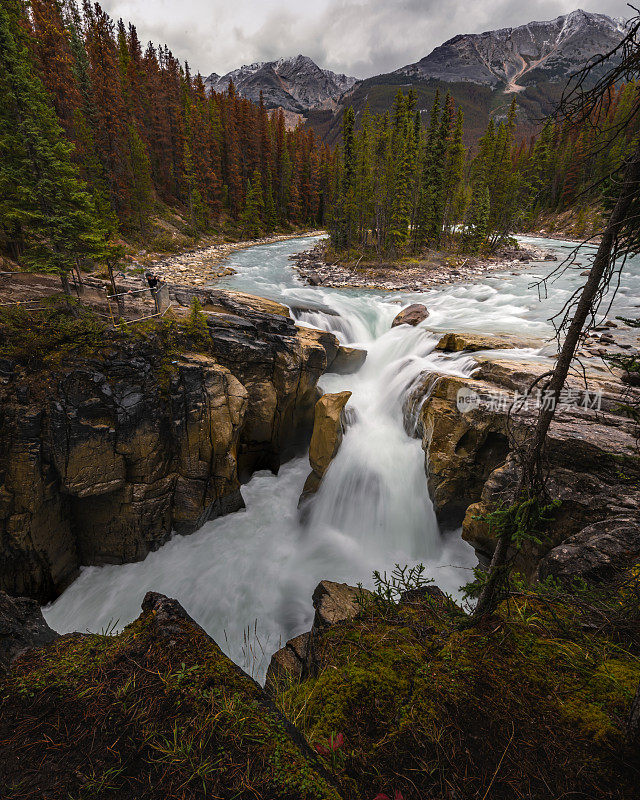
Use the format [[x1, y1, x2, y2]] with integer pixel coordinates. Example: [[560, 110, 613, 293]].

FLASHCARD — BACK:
[[290, 240, 557, 291], [128, 230, 326, 287]]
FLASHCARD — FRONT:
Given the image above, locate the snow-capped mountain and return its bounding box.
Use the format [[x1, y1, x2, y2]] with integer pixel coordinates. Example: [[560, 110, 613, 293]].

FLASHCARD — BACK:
[[396, 10, 625, 91], [305, 9, 628, 144], [205, 55, 357, 113]]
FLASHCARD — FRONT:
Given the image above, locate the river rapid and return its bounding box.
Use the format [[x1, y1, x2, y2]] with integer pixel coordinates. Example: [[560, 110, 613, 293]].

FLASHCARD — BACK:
[[44, 235, 640, 681]]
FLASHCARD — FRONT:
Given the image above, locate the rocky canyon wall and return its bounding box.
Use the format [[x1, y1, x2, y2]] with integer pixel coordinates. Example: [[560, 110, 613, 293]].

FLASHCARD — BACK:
[[0, 290, 340, 602]]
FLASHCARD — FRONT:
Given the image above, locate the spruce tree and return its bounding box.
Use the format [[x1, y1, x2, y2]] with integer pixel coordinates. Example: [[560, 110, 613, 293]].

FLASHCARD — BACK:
[[389, 137, 411, 250], [413, 91, 441, 250], [388, 91, 412, 250], [240, 169, 264, 238], [263, 179, 277, 233], [355, 105, 374, 246], [30, 0, 82, 141], [428, 92, 454, 246], [331, 106, 356, 248], [127, 123, 153, 235], [0, 0, 108, 293], [466, 183, 490, 253], [443, 108, 466, 234]]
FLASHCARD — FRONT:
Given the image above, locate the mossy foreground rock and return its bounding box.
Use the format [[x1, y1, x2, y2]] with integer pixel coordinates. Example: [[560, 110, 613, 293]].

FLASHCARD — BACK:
[[0, 592, 342, 800], [277, 583, 640, 799], [266, 581, 372, 689]]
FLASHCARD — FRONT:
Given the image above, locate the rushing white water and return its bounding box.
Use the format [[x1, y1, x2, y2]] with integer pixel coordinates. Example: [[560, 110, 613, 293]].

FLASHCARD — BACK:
[[44, 234, 640, 681]]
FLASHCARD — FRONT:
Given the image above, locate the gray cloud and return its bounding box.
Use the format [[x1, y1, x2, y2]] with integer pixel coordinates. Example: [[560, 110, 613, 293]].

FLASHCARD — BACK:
[[98, 0, 634, 78]]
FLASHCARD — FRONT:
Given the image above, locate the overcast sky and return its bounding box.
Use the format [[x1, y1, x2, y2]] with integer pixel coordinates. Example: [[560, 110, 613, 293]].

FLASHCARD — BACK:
[[99, 0, 634, 78]]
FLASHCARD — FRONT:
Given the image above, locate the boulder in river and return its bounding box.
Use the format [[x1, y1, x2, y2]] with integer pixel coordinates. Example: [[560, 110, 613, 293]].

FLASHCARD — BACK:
[[391, 303, 429, 327], [330, 345, 367, 374], [299, 391, 352, 506]]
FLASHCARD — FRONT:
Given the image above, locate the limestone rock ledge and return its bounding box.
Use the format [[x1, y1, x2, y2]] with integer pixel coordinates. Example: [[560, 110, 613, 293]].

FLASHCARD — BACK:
[[0, 291, 339, 602], [435, 331, 542, 352], [410, 347, 640, 575]]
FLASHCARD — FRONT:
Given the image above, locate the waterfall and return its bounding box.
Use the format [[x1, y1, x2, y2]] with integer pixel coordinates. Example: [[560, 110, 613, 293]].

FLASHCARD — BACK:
[[44, 233, 640, 681]]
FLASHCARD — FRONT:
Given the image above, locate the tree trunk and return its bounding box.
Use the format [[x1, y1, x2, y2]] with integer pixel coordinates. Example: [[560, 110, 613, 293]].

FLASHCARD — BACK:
[[473, 144, 640, 620], [74, 258, 84, 291], [60, 270, 71, 296], [106, 259, 124, 316], [59, 270, 79, 315]]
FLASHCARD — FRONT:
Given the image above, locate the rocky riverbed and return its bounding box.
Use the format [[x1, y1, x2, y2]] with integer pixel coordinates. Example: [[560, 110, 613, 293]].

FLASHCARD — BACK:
[[291, 241, 557, 291], [126, 231, 326, 287]]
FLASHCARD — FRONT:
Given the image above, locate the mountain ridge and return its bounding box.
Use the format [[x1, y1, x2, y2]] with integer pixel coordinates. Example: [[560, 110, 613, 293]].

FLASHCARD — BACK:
[[205, 10, 626, 141], [304, 9, 627, 143], [205, 54, 357, 113], [395, 9, 625, 91]]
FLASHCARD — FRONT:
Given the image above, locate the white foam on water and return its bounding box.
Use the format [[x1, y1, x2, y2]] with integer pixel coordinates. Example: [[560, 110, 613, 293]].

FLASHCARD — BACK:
[[44, 234, 640, 681]]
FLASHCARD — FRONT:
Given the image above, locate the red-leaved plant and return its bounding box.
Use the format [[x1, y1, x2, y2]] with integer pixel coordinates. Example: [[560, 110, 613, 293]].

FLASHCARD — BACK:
[[372, 791, 404, 800], [314, 731, 344, 756]]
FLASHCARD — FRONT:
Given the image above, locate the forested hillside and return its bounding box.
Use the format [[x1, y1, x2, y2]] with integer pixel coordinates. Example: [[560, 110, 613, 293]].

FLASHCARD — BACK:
[[2, 0, 638, 284], [329, 81, 640, 256], [0, 0, 333, 284]]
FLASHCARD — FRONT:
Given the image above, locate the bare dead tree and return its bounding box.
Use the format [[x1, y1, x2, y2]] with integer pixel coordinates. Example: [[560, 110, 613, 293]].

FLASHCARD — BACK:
[[473, 14, 640, 619]]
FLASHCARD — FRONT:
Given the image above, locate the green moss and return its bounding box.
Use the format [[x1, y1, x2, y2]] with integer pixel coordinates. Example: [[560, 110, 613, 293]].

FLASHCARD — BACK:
[[277, 585, 640, 799], [3, 605, 339, 800]]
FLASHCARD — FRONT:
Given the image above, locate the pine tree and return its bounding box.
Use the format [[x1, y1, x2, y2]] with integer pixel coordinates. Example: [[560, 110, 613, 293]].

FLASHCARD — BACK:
[[529, 120, 554, 208], [222, 85, 243, 215], [413, 91, 441, 249], [466, 183, 490, 253], [355, 105, 374, 246], [0, 0, 351, 252], [240, 169, 263, 237], [561, 132, 585, 208], [389, 140, 411, 250], [331, 106, 357, 248], [0, 0, 108, 293], [388, 91, 412, 250], [443, 108, 466, 234], [84, 4, 131, 216], [29, 0, 82, 141], [127, 123, 153, 235], [263, 179, 277, 233], [428, 92, 454, 246]]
